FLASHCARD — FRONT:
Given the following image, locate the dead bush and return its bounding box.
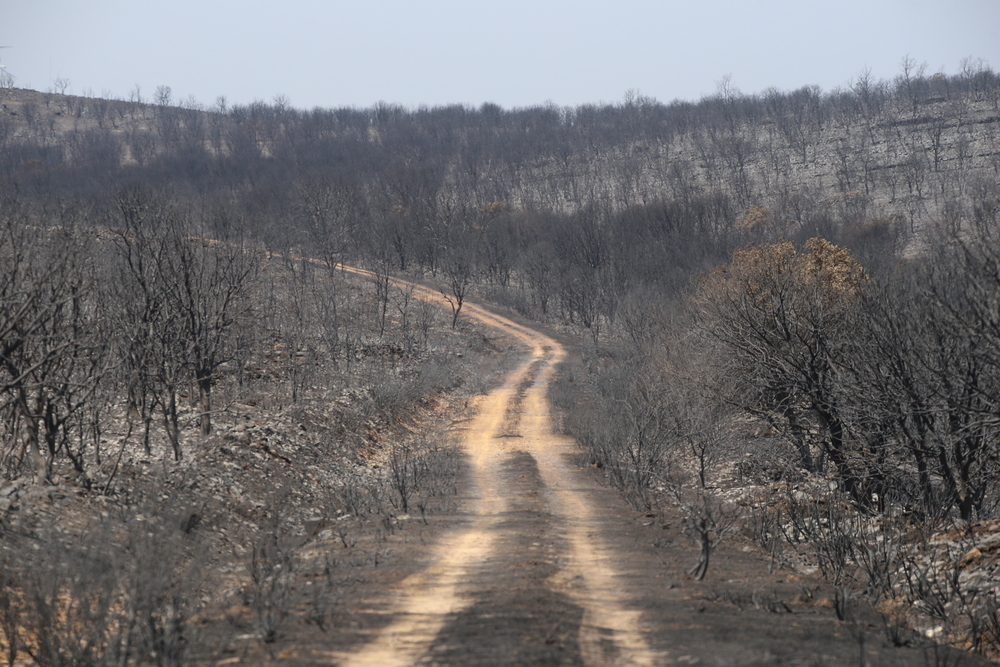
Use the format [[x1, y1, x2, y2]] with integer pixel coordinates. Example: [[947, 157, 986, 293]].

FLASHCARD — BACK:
[[3, 507, 207, 667], [243, 526, 297, 646], [679, 490, 739, 580]]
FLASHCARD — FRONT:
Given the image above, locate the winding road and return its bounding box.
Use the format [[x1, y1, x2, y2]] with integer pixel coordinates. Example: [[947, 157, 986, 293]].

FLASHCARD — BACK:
[[332, 277, 662, 665], [263, 262, 981, 666]]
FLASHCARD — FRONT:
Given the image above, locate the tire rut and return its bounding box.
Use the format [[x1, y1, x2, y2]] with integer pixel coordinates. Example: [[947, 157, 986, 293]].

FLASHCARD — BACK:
[[336, 289, 663, 666], [415, 451, 585, 666]]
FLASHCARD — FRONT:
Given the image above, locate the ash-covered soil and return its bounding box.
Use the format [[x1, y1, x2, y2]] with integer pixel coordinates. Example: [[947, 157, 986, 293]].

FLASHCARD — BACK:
[[1, 267, 995, 666]]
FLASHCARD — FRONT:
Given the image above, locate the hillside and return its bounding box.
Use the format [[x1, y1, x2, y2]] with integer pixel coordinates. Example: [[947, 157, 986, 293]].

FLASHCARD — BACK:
[[3, 72, 998, 235], [4, 64, 1000, 663]]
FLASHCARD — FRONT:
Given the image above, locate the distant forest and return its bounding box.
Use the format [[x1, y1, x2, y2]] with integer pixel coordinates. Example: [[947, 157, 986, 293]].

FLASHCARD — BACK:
[[2, 58, 1000, 512], [2, 58, 998, 298]]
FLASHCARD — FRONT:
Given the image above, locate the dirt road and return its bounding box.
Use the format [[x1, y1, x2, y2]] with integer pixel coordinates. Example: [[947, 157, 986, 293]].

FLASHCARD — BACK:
[[325, 273, 984, 666], [332, 293, 659, 666]]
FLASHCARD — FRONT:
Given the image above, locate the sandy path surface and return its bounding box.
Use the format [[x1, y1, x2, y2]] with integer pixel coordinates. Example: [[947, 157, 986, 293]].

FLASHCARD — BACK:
[[334, 276, 663, 665]]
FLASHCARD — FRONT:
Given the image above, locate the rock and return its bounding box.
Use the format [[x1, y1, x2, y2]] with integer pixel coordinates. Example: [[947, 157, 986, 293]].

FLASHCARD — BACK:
[[304, 516, 330, 537], [961, 547, 983, 567], [181, 512, 201, 534], [22, 486, 52, 503]]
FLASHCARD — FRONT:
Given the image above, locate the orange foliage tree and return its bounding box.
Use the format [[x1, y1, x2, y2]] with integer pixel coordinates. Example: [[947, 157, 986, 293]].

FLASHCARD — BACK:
[[695, 238, 872, 503]]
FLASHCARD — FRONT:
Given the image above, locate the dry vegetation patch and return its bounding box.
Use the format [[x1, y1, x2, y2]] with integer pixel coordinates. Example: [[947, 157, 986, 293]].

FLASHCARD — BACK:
[[0, 248, 515, 666]]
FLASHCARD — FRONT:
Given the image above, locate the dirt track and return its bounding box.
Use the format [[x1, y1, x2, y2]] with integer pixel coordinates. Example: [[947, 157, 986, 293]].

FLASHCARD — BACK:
[[330, 291, 659, 665], [321, 272, 988, 666]]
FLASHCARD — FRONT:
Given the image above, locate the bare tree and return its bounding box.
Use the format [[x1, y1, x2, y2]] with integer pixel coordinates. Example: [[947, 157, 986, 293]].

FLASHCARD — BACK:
[[163, 220, 258, 437], [111, 188, 258, 457], [110, 187, 187, 458], [440, 237, 475, 329], [0, 209, 105, 483], [694, 238, 872, 503], [295, 173, 361, 272], [52, 77, 70, 95]]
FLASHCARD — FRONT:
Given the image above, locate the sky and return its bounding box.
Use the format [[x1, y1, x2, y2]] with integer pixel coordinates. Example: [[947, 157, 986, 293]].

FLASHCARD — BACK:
[[2, 1, 1000, 111]]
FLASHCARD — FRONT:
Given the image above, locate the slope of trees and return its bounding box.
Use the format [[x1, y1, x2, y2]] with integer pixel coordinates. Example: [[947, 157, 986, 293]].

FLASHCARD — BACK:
[[3, 58, 1000, 658], [3, 57, 1000, 524], [2, 60, 997, 346]]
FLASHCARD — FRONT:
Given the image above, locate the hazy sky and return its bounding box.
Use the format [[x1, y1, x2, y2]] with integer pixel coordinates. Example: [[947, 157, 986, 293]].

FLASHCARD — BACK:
[[3, 1, 999, 110]]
